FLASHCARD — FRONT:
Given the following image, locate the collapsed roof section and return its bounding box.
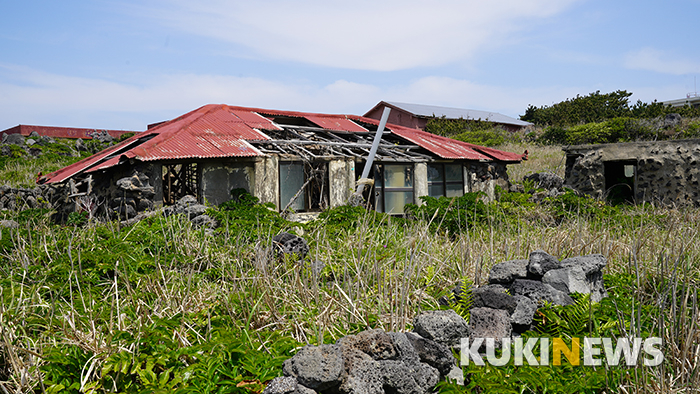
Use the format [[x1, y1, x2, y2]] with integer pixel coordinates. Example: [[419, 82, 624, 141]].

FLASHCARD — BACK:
[[38, 104, 525, 184]]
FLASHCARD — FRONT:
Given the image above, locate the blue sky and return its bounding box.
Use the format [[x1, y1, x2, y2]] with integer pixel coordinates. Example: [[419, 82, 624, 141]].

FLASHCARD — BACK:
[[1, 0, 699, 131]]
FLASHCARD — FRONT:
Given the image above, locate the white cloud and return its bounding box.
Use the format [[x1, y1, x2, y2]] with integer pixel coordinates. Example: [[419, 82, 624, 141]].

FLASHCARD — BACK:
[[624, 47, 700, 75], [0, 64, 606, 131], [0, 64, 384, 129], [140, 0, 579, 71]]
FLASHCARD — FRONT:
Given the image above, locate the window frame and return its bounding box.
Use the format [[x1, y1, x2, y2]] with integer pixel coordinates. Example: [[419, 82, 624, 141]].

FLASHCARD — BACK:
[[427, 163, 464, 198], [279, 161, 329, 212], [374, 163, 414, 214]]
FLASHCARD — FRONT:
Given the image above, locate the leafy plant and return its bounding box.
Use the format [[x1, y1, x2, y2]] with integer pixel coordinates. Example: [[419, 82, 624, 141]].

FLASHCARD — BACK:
[[405, 192, 491, 236], [448, 279, 473, 323]]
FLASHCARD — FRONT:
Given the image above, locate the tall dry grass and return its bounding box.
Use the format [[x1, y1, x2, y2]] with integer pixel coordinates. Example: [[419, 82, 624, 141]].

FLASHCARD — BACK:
[[1, 143, 699, 392]]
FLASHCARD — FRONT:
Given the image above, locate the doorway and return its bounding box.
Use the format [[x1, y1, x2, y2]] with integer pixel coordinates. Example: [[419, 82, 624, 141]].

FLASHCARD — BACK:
[[604, 160, 636, 204]]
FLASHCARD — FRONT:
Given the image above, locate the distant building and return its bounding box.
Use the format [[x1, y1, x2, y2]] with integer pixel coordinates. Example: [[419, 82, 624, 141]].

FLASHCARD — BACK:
[[661, 93, 700, 109], [364, 101, 532, 132], [1, 124, 139, 140]]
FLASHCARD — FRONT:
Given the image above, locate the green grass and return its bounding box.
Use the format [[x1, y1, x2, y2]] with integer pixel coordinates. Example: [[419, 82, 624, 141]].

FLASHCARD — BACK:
[[2, 194, 700, 392], [0, 140, 90, 188], [1, 142, 699, 393]]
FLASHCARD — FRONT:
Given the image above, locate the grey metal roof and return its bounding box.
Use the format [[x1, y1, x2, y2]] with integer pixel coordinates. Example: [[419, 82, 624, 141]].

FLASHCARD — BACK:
[[385, 101, 532, 127]]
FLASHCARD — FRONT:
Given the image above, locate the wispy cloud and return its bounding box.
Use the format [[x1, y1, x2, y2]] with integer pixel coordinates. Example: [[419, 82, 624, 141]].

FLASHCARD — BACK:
[[0, 64, 571, 130], [139, 0, 579, 71], [624, 47, 700, 75]]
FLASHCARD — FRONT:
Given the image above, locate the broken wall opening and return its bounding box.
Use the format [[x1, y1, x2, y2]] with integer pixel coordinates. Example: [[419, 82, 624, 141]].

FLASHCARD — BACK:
[[279, 161, 329, 212], [163, 163, 200, 205], [604, 160, 636, 204]]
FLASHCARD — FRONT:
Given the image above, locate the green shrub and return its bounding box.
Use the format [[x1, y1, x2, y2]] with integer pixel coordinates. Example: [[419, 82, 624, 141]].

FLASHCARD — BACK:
[[208, 189, 293, 240], [405, 192, 491, 236]]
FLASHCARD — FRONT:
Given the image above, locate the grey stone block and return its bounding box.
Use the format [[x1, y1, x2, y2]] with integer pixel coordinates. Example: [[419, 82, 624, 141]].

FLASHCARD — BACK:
[[471, 285, 518, 314], [412, 309, 469, 348], [510, 295, 538, 327], [468, 307, 511, 346], [282, 344, 344, 391], [510, 279, 574, 306], [404, 332, 454, 376], [380, 360, 439, 394], [488, 259, 529, 284], [263, 376, 298, 394], [527, 250, 561, 277]]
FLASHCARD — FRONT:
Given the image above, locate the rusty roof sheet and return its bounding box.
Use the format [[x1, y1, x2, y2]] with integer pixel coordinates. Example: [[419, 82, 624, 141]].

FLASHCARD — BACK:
[[39, 104, 523, 184], [1, 125, 140, 140], [304, 116, 368, 132], [40, 138, 137, 183], [389, 128, 492, 160]]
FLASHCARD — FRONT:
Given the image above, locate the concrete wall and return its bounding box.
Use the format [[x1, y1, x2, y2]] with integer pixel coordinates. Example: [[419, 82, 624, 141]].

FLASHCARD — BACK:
[[201, 160, 255, 206], [254, 156, 279, 208], [413, 162, 428, 205], [465, 161, 509, 202], [463, 166, 472, 194], [328, 159, 355, 208], [565, 139, 700, 205]]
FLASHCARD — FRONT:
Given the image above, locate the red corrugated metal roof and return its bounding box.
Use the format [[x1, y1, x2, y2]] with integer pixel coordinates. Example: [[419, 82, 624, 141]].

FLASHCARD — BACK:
[[1, 125, 139, 139], [40, 138, 136, 183], [130, 105, 266, 161], [229, 110, 280, 132], [390, 128, 492, 161], [39, 104, 523, 184], [304, 116, 368, 132]]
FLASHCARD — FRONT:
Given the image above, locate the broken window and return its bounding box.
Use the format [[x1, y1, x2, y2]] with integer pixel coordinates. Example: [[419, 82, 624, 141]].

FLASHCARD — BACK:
[[428, 163, 464, 198], [162, 163, 199, 205], [374, 163, 414, 214], [604, 160, 636, 204], [279, 161, 328, 212]]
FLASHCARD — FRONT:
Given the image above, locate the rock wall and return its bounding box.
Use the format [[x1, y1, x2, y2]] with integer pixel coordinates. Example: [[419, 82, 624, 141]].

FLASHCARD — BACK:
[[264, 250, 607, 394], [0, 185, 53, 211]]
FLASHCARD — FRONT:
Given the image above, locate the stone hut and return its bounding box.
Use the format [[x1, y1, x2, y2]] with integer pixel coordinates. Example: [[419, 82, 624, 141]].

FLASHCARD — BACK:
[[564, 139, 700, 205], [37, 104, 525, 219]]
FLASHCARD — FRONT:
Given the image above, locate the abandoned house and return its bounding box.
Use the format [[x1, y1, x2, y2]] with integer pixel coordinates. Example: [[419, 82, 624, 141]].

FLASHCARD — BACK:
[[564, 139, 700, 206], [38, 104, 525, 218], [364, 101, 533, 132]]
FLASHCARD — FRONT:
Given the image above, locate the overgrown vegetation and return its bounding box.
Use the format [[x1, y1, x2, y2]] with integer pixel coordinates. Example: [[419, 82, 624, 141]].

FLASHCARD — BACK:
[[0, 138, 93, 188], [2, 175, 700, 392], [424, 117, 522, 147], [519, 90, 700, 146], [2, 105, 700, 392], [521, 90, 700, 127]]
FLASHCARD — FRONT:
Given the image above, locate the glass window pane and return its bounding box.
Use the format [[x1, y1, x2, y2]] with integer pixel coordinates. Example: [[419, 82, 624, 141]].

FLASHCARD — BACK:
[[427, 164, 443, 182], [446, 183, 463, 198], [374, 164, 384, 185], [280, 162, 305, 211], [429, 184, 444, 197], [445, 164, 463, 182], [384, 191, 413, 214], [375, 188, 384, 212], [384, 165, 413, 188]]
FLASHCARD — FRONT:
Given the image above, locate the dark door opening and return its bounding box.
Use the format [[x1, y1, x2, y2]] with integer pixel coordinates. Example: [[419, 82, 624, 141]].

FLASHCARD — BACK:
[[163, 163, 200, 205], [604, 160, 636, 204]]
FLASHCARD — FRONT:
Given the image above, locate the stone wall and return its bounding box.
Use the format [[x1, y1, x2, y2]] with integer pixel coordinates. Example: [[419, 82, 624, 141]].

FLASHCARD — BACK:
[[264, 250, 607, 394]]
